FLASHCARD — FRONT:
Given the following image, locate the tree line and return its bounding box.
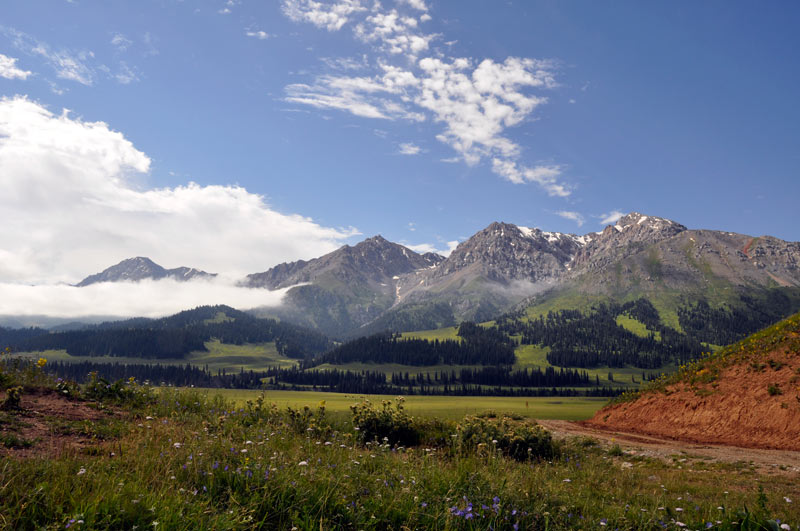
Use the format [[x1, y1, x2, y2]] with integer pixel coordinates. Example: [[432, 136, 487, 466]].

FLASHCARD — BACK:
[[2, 305, 331, 359], [305, 321, 516, 367]]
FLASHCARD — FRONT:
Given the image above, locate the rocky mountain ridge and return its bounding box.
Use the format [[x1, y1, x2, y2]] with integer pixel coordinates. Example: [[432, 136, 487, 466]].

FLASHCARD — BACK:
[[75, 212, 800, 336], [76, 257, 216, 287]]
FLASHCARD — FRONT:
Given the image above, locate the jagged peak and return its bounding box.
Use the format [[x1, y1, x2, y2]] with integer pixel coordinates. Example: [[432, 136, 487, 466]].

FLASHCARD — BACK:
[[612, 212, 686, 232]]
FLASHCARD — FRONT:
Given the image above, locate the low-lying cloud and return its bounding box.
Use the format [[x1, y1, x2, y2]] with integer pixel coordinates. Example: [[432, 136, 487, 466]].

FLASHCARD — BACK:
[[0, 96, 357, 285], [0, 278, 288, 319]]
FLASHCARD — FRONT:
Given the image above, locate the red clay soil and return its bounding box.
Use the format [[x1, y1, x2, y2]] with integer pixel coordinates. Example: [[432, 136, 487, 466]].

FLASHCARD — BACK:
[[586, 347, 800, 451], [0, 389, 120, 458]]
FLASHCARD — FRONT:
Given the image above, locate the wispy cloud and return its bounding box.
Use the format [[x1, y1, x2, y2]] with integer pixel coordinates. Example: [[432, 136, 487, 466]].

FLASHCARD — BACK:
[[398, 142, 421, 155], [110, 32, 132, 52], [0, 53, 31, 80], [556, 210, 585, 227], [0, 96, 358, 284], [3, 27, 95, 85], [246, 30, 270, 40], [280, 1, 569, 197], [599, 210, 624, 225], [114, 61, 139, 84]]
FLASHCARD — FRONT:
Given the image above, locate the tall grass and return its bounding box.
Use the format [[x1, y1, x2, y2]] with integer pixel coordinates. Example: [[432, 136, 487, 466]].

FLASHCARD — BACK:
[[0, 357, 797, 529]]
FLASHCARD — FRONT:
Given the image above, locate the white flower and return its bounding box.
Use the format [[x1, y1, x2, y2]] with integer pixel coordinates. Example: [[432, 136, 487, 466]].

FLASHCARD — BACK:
[[77, 467, 86, 475], [785, 497, 792, 503], [173, 442, 182, 448], [298, 461, 308, 466], [145, 416, 154, 420], [780, 524, 790, 530], [675, 522, 686, 528], [562, 479, 571, 483]]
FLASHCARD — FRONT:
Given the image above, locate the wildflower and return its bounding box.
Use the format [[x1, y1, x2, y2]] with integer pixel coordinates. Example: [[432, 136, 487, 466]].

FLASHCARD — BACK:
[[780, 524, 791, 530], [36, 357, 47, 368], [77, 467, 86, 476], [785, 497, 792, 503], [173, 443, 182, 449], [676, 522, 686, 528], [298, 461, 308, 466], [600, 518, 607, 526]]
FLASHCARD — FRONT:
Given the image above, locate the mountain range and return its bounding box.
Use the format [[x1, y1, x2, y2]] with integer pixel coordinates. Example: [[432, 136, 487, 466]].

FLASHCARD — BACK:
[[71, 212, 800, 337]]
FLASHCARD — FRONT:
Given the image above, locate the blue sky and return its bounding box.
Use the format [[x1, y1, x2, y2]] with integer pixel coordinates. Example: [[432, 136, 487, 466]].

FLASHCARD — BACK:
[[1, 0, 799, 285]]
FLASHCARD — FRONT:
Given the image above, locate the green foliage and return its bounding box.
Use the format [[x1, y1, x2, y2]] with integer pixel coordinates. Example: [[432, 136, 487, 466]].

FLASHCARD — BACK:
[[767, 383, 783, 396], [83, 372, 154, 408], [349, 397, 421, 447], [455, 414, 558, 461], [0, 385, 23, 411], [0, 386, 797, 529]]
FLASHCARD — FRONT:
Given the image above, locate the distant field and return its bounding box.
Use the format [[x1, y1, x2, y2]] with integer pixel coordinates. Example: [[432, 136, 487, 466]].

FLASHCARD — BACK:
[[400, 326, 460, 341], [180, 388, 608, 420], [15, 340, 298, 373], [513, 344, 659, 388]]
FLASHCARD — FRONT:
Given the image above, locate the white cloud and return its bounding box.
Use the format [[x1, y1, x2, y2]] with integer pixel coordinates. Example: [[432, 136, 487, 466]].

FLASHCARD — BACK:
[[405, 240, 458, 257], [0, 278, 290, 319], [246, 30, 270, 40], [114, 62, 139, 84], [0, 53, 31, 80], [599, 210, 624, 225], [398, 0, 428, 11], [556, 210, 585, 227], [282, 0, 367, 31], [281, 3, 569, 196], [110, 33, 132, 52], [490, 159, 569, 197], [398, 142, 420, 155], [285, 72, 424, 121], [0, 96, 358, 285], [354, 10, 436, 57], [5, 27, 95, 85]]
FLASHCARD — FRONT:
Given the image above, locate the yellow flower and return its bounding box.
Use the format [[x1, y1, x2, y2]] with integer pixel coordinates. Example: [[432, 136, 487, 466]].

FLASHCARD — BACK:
[[36, 357, 47, 368]]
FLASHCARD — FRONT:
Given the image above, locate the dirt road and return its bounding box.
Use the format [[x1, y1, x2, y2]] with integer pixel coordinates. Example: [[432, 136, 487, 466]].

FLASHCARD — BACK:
[[538, 419, 800, 475]]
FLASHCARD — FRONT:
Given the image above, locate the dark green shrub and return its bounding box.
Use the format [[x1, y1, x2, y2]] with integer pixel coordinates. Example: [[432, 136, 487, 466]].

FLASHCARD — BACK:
[[350, 398, 421, 447], [455, 415, 558, 461], [83, 373, 154, 407], [1, 385, 23, 410]]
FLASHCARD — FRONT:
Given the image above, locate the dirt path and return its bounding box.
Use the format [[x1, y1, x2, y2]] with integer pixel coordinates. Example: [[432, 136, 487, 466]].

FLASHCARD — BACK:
[[538, 419, 800, 475]]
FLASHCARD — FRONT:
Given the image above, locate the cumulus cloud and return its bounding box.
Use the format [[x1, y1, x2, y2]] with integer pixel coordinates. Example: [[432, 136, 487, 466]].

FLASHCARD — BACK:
[[556, 210, 585, 227], [599, 210, 625, 225], [282, 0, 367, 31], [0, 53, 31, 79], [0, 96, 358, 285], [0, 278, 290, 319], [281, 3, 569, 196], [398, 142, 420, 155], [398, 0, 428, 11]]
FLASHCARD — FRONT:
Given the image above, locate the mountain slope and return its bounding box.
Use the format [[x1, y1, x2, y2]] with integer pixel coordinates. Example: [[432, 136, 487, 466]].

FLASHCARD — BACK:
[[77, 257, 215, 286], [246, 236, 443, 336], [586, 311, 800, 450]]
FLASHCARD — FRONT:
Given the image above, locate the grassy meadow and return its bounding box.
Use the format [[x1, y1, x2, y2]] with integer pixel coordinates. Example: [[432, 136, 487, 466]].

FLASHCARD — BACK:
[[1, 356, 798, 530], [181, 389, 608, 421]]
